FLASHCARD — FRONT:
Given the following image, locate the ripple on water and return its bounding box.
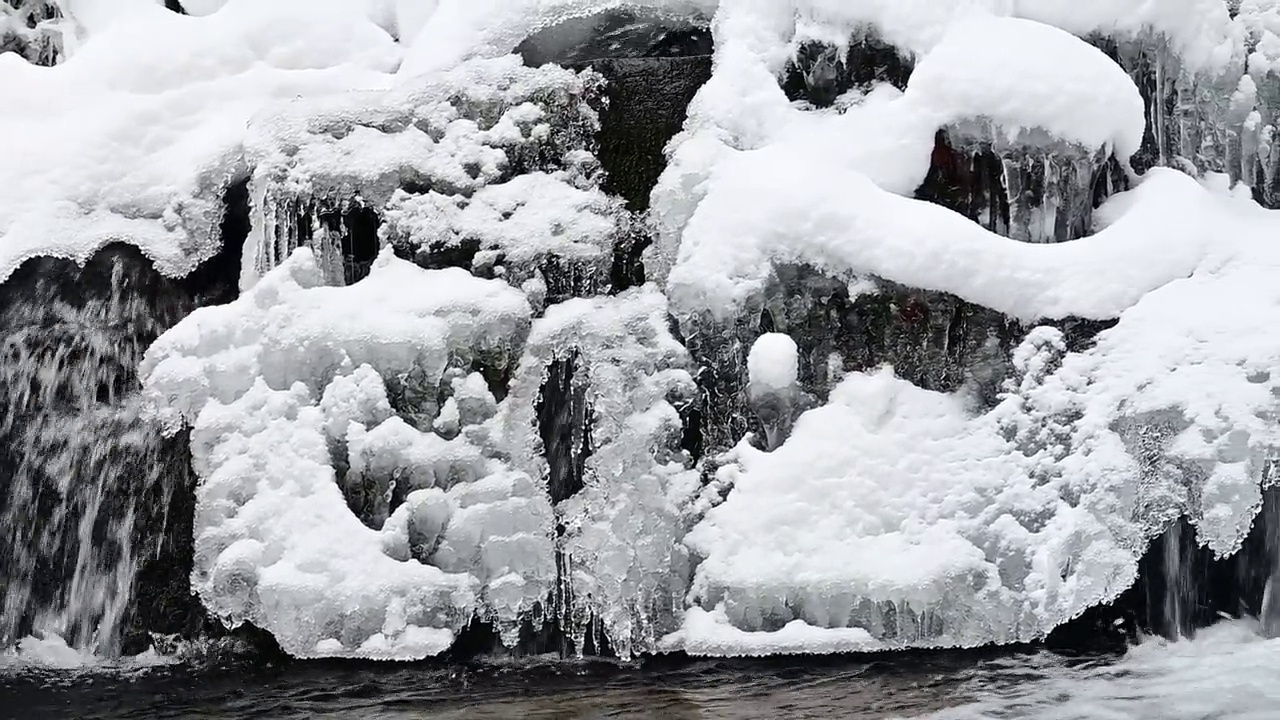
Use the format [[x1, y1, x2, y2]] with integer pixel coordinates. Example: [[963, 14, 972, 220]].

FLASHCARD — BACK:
[[3, 621, 1280, 719]]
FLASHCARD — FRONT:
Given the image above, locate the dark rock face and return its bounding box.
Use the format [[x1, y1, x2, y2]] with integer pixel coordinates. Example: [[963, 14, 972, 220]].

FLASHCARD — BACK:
[[782, 35, 914, 108], [585, 56, 712, 290], [523, 15, 714, 292], [0, 183, 246, 656], [537, 354, 592, 506], [1, 0, 63, 65], [680, 267, 1114, 457], [585, 56, 713, 213], [517, 8, 712, 68]]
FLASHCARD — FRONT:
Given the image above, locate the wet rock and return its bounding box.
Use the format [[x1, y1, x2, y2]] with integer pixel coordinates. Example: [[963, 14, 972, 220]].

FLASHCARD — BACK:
[[782, 34, 914, 108], [517, 8, 712, 68], [917, 128, 1127, 244], [1, 0, 63, 66], [0, 182, 245, 655]]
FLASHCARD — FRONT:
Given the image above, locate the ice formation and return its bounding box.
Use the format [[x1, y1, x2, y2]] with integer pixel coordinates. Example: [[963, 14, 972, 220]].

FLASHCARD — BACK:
[[140, 248, 551, 658], [12, 0, 1280, 661], [496, 287, 700, 658]]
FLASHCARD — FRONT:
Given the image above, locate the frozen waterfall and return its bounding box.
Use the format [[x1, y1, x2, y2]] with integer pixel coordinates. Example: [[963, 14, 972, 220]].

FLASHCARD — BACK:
[[6, 0, 1280, 663]]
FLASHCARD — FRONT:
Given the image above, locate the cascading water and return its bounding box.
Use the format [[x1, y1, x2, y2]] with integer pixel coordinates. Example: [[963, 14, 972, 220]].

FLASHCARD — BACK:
[[0, 183, 244, 656]]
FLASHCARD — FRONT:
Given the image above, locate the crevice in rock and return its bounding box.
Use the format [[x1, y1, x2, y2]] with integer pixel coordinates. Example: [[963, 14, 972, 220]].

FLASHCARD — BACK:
[[537, 354, 592, 505]]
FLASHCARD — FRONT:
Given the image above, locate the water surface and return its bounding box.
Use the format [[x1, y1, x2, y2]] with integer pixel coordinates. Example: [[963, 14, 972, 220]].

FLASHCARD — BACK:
[[2, 621, 1275, 719]]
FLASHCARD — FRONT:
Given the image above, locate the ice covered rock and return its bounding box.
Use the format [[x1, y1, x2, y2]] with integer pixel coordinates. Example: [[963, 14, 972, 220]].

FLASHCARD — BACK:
[[140, 248, 554, 658], [1, 0, 65, 65], [380, 171, 627, 301], [676, 365, 1143, 654], [244, 55, 615, 293], [917, 128, 1125, 244], [497, 286, 699, 659], [782, 33, 913, 109], [516, 5, 711, 67], [0, 0, 401, 285]]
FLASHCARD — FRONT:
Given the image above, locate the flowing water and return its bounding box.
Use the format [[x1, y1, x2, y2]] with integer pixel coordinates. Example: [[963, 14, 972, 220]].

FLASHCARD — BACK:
[[1, 620, 1278, 719]]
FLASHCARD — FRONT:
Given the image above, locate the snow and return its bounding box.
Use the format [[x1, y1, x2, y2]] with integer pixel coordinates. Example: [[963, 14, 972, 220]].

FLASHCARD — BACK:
[[747, 333, 799, 396], [907, 17, 1145, 159], [15, 0, 1280, 662], [380, 171, 625, 279], [667, 164, 1216, 324], [0, 0, 399, 284], [676, 367, 1141, 652]]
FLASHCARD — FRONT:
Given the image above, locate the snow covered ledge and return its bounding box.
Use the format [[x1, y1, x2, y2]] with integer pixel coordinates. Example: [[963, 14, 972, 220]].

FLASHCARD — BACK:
[[658, 13, 1280, 657]]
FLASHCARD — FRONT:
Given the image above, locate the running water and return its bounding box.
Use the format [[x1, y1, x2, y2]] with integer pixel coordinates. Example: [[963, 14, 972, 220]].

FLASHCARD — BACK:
[[0, 248, 212, 657], [3, 620, 1280, 719], [929, 621, 1280, 720]]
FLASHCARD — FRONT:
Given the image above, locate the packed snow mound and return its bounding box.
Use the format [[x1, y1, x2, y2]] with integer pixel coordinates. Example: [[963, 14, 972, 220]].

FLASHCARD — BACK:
[[140, 248, 554, 659], [667, 164, 1215, 323], [675, 367, 1140, 654], [747, 333, 798, 396], [907, 16, 1145, 158]]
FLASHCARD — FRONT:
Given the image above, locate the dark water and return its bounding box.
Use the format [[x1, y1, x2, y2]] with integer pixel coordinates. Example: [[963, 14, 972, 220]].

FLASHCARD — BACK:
[[0, 648, 1034, 719], [4, 621, 1280, 719]]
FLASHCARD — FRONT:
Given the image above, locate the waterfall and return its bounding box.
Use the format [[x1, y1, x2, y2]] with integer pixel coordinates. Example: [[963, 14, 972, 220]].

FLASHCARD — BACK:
[[0, 179, 244, 655]]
